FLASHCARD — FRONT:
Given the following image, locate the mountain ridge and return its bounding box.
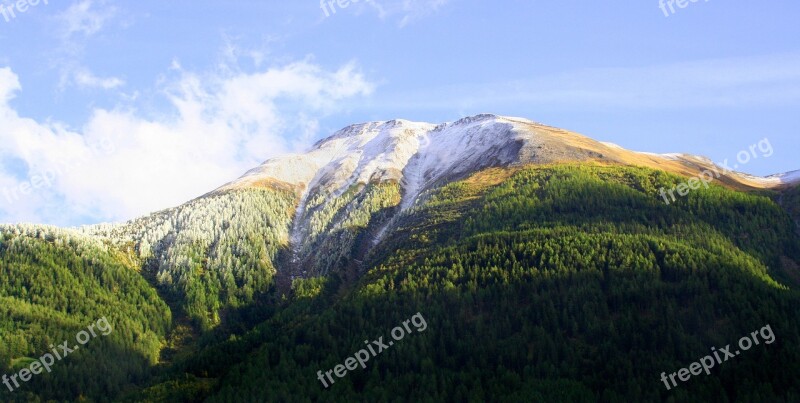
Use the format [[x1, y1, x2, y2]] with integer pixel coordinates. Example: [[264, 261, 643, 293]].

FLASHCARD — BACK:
[[203, 115, 798, 262], [217, 114, 799, 197]]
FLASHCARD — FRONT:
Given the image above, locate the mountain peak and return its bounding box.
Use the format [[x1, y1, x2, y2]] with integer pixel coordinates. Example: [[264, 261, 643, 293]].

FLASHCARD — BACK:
[[224, 114, 527, 196], [219, 114, 797, 203], [450, 113, 502, 126]]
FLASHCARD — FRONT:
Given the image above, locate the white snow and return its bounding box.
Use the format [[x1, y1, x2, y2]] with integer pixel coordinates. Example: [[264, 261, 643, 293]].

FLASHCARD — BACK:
[[660, 153, 684, 161], [785, 170, 800, 184], [764, 170, 800, 185], [225, 115, 537, 246], [221, 114, 800, 251], [734, 173, 781, 187], [738, 170, 800, 187], [231, 115, 800, 208], [228, 114, 526, 210], [637, 152, 683, 161], [600, 141, 625, 150]]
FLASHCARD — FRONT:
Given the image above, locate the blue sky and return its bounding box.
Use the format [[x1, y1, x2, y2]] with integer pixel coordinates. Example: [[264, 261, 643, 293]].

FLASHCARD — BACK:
[[0, 0, 798, 226]]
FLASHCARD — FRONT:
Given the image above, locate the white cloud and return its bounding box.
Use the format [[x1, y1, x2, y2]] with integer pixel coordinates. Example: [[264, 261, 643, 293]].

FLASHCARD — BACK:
[[398, 0, 450, 27], [58, 0, 116, 38], [362, 0, 452, 27], [49, 0, 122, 92], [0, 67, 20, 103], [0, 60, 374, 226], [217, 32, 280, 73], [72, 68, 125, 89]]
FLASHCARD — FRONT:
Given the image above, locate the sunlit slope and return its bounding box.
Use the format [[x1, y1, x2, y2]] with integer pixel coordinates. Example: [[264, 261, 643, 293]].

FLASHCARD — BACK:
[[161, 165, 800, 402], [87, 187, 297, 331]]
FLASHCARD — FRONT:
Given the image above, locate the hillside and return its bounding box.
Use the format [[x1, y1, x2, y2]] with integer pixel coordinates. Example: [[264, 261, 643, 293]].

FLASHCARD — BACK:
[[0, 116, 799, 402], [0, 225, 170, 402], [145, 164, 800, 402]]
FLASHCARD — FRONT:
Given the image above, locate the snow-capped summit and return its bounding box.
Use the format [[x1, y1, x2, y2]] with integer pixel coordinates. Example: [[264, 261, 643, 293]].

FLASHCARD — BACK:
[[219, 114, 798, 209], [222, 115, 605, 205], [767, 170, 800, 185], [187, 114, 800, 276]]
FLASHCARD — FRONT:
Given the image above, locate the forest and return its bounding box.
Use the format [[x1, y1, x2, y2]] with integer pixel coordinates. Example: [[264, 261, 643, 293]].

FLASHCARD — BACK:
[[1, 164, 799, 402], [134, 165, 800, 402], [0, 225, 170, 401]]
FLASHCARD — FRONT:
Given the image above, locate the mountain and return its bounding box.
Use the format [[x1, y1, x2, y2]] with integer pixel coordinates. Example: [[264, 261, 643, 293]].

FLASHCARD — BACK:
[[214, 114, 799, 281], [1, 114, 800, 402], [221, 114, 798, 196], [221, 114, 799, 198]]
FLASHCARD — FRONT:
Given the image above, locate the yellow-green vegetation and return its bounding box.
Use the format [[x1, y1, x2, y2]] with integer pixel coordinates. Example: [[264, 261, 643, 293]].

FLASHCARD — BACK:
[[0, 225, 170, 402], [292, 276, 329, 299], [2, 165, 799, 402], [180, 165, 800, 402]]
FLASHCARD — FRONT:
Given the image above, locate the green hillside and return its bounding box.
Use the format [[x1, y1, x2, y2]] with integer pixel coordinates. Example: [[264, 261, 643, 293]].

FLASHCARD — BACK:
[[0, 225, 171, 402], [89, 187, 297, 331], [133, 165, 800, 402], [1, 164, 799, 401]]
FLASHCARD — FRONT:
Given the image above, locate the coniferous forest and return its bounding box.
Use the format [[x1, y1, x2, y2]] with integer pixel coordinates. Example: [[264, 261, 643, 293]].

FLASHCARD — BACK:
[[1, 164, 799, 402]]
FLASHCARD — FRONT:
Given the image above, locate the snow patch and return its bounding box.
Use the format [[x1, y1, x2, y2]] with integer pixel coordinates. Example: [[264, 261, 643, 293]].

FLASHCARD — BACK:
[[223, 114, 800, 249], [600, 141, 625, 150], [766, 170, 800, 185]]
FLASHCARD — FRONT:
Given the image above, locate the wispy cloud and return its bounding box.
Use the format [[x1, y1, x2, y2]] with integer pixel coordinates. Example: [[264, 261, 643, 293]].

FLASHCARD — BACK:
[[362, 0, 452, 27], [50, 0, 122, 92], [398, 0, 450, 27], [57, 0, 117, 38], [0, 58, 374, 226], [71, 68, 125, 89]]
